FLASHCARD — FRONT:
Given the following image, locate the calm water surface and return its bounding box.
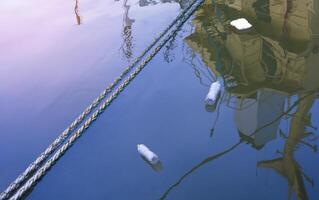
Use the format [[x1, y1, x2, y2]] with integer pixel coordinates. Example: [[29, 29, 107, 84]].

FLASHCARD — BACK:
[[1, 0, 319, 199]]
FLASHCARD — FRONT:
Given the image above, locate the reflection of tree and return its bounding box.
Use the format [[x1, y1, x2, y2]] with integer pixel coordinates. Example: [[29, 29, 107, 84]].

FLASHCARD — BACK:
[[182, 44, 214, 87], [258, 93, 317, 200], [120, 0, 135, 60], [74, 0, 81, 25]]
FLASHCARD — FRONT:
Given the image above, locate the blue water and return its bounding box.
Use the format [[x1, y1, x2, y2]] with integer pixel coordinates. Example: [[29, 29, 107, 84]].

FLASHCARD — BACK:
[[0, 0, 181, 190], [1, 0, 318, 199]]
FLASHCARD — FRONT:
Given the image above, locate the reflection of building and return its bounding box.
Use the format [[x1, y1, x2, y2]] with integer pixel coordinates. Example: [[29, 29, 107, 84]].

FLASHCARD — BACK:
[[159, 1, 319, 199], [235, 89, 286, 149], [258, 93, 316, 200], [184, 1, 319, 197], [222, 33, 319, 94], [186, 0, 319, 97], [185, 3, 226, 77], [185, 0, 319, 151], [218, 0, 319, 43]]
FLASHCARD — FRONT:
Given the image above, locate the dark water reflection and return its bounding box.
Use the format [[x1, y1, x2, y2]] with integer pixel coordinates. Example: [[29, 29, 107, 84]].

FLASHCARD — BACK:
[[1, 0, 319, 199], [161, 0, 319, 199]]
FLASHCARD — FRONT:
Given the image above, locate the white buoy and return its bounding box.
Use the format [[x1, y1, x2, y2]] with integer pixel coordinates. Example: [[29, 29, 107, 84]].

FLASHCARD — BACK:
[[205, 80, 222, 106], [137, 144, 159, 165], [230, 18, 252, 31]]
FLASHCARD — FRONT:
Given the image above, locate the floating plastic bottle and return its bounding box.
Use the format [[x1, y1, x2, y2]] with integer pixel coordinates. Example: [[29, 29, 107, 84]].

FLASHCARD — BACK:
[[205, 80, 222, 106], [137, 144, 159, 165]]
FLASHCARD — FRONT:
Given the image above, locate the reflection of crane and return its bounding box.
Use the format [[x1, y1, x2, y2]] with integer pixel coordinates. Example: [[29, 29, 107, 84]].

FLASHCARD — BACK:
[[258, 93, 317, 200], [120, 0, 135, 60], [74, 0, 81, 25]]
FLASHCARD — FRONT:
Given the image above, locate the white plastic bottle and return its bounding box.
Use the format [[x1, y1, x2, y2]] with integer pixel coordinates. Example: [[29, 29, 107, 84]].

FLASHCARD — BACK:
[[205, 80, 222, 106], [137, 144, 159, 165]]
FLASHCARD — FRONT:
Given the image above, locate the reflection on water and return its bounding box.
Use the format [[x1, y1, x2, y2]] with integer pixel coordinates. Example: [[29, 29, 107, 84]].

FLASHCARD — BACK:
[[117, 0, 187, 61], [118, 0, 135, 60], [161, 0, 319, 199], [160, 141, 242, 199], [235, 89, 286, 149], [138, 0, 189, 9], [0, 0, 185, 197], [258, 93, 316, 200], [160, 92, 317, 200], [74, 0, 81, 25], [1, 0, 318, 199]]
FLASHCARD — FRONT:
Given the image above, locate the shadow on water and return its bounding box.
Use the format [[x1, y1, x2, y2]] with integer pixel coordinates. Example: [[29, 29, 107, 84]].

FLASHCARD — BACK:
[[160, 0, 319, 199], [140, 156, 164, 172]]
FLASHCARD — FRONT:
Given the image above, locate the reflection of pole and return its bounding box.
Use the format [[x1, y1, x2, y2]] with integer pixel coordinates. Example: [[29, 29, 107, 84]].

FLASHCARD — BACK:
[[121, 0, 135, 60], [74, 0, 81, 25]]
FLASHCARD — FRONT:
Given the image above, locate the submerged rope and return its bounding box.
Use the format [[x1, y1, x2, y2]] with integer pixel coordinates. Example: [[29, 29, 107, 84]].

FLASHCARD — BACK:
[[6, 0, 205, 199], [0, 1, 200, 199]]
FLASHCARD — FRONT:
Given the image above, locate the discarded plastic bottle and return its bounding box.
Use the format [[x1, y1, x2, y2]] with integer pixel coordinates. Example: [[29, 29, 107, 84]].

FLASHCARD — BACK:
[[205, 80, 222, 106], [137, 144, 159, 165]]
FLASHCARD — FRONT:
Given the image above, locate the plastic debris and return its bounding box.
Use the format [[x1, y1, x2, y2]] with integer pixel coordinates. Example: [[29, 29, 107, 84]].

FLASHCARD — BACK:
[[137, 144, 159, 165], [205, 80, 222, 106], [230, 18, 252, 31]]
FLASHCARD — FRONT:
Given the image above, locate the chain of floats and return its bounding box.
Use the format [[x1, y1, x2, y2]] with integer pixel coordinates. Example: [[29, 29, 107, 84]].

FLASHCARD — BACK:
[[3, 0, 205, 199], [0, 1, 200, 200]]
